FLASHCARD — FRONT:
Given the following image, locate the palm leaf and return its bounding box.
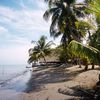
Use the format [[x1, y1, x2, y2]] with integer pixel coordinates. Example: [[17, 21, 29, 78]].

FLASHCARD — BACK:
[[28, 35, 54, 64], [68, 40, 100, 64], [43, 7, 58, 21]]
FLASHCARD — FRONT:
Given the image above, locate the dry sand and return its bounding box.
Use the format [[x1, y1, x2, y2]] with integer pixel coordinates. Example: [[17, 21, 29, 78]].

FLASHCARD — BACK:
[[20, 65, 100, 100], [0, 65, 99, 100]]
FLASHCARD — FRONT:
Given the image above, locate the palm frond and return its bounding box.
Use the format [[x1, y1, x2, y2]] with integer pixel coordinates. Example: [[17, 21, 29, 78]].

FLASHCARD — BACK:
[[68, 40, 100, 64], [44, 0, 58, 8], [28, 35, 54, 64], [45, 41, 55, 48], [43, 7, 58, 21]]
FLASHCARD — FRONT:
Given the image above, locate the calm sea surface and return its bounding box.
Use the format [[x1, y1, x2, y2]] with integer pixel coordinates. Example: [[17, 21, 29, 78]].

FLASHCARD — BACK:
[[0, 65, 32, 92], [0, 65, 27, 81]]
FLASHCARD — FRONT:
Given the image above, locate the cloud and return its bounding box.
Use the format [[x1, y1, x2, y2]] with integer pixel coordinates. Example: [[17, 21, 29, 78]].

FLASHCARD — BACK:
[[0, 0, 57, 64], [0, 26, 8, 34], [36, 0, 48, 10], [0, 5, 50, 36], [7, 35, 30, 45], [0, 3, 51, 48]]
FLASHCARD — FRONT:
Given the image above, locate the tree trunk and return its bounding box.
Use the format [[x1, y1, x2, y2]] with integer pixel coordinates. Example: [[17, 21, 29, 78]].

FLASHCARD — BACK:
[[63, 45, 68, 64], [78, 58, 82, 68], [92, 63, 95, 69], [85, 64, 88, 70], [42, 55, 48, 67]]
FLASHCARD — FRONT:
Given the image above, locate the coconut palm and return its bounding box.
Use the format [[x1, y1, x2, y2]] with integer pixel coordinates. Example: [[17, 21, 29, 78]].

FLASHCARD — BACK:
[[43, 0, 88, 46], [83, 0, 100, 69], [88, 28, 100, 69], [68, 40, 100, 70], [28, 35, 54, 65], [44, 0, 92, 63]]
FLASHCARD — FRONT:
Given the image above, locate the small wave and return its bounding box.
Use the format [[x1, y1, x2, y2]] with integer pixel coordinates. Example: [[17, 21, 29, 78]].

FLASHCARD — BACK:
[[0, 70, 29, 87]]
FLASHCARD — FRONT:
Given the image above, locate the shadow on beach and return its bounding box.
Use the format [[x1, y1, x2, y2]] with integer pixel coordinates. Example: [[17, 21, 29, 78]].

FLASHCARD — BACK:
[[25, 65, 87, 93]]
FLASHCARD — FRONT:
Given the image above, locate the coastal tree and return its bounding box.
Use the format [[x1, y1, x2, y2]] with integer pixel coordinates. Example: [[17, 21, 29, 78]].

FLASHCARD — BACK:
[[28, 35, 54, 65], [43, 0, 91, 63], [43, 0, 87, 45], [68, 40, 100, 70], [44, 0, 100, 69]]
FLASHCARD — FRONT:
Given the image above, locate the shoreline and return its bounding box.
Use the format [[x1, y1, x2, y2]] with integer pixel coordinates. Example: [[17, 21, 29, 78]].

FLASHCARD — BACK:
[[0, 65, 100, 100], [0, 70, 28, 86]]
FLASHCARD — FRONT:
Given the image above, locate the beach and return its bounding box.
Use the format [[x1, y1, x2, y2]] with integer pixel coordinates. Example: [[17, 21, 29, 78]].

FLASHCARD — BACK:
[[0, 65, 99, 100]]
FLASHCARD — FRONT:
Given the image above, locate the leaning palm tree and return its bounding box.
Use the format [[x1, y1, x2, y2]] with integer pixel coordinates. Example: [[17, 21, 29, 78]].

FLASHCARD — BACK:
[[68, 40, 100, 70], [44, 0, 92, 63], [28, 35, 54, 65], [43, 0, 87, 46], [81, 0, 100, 69]]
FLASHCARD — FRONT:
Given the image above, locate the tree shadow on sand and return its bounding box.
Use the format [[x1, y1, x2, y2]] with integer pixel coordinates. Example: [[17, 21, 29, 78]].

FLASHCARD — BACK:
[[24, 66, 88, 93], [61, 85, 100, 100], [58, 77, 100, 100]]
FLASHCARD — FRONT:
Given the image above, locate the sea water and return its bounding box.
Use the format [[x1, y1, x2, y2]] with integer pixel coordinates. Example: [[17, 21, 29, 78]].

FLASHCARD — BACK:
[[0, 65, 32, 92], [0, 65, 27, 81]]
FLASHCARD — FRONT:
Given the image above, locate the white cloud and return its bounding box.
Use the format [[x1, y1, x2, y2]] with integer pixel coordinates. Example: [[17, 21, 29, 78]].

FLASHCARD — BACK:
[[0, 26, 8, 34], [7, 35, 30, 45], [0, 6, 50, 35], [36, 0, 48, 10], [0, 0, 53, 64], [0, 4, 51, 49]]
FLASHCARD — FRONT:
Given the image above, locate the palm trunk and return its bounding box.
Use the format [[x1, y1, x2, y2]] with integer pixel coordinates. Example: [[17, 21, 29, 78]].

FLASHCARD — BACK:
[[91, 62, 95, 69], [42, 55, 47, 67], [78, 58, 82, 68], [63, 44, 68, 64], [85, 64, 88, 70], [83, 59, 88, 70]]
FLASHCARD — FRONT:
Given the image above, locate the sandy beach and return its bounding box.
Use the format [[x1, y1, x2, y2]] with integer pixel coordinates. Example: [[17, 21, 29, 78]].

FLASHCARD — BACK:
[[0, 65, 99, 100]]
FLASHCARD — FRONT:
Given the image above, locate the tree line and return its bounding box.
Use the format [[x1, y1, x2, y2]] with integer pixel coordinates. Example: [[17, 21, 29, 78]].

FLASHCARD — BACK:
[[28, 0, 100, 70]]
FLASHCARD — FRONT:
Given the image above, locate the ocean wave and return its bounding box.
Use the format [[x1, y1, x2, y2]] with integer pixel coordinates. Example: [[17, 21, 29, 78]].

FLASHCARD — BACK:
[[0, 70, 28, 87]]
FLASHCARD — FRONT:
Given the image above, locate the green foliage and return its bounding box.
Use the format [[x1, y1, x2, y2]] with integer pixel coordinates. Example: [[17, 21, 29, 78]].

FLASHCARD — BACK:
[[43, 0, 100, 65], [89, 28, 100, 51], [58, 49, 70, 63], [43, 0, 89, 46], [68, 40, 100, 64], [85, 0, 100, 19], [28, 35, 54, 64]]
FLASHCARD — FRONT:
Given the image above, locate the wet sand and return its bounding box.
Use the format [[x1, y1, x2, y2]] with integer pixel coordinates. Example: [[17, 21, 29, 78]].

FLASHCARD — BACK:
[[0, 65, 100, 100]]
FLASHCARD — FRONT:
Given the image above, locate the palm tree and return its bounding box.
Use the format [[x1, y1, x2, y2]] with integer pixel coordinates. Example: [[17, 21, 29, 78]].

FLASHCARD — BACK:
[[43, 0, 88, 46], [68, 40, 100, 70], [83, 0, 100, 69], [28, 35, 54, 65], [88, 29, 100, 69], [44, 0, 100, 67], [44, 0, 92, 63]]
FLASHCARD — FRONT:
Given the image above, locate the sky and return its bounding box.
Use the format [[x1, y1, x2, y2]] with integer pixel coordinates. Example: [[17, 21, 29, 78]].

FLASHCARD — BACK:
[[0, 0, 84, 65]]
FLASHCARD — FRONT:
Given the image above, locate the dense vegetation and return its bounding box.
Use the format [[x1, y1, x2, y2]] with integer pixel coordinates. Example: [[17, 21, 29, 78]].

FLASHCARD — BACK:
[[28, 0, 100, 99], [43, 0, 100, 69], [28, 35, 54, 65], [28, 0, 100, 69]]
